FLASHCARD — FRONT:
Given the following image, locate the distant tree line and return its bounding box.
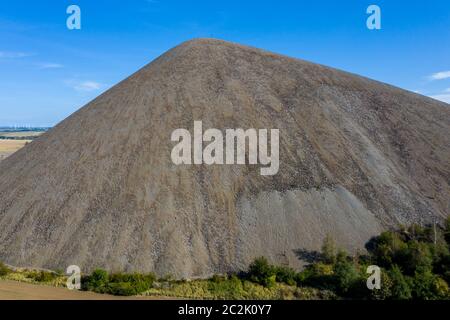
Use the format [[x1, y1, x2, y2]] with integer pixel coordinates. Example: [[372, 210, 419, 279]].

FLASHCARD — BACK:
[[0, 136, 40, 140]]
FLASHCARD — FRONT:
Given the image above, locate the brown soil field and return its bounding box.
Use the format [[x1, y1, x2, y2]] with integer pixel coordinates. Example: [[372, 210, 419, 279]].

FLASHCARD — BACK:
[[0, 140, 30, 161], [0, 280, 173, 300], [0, 131, 44, 138]]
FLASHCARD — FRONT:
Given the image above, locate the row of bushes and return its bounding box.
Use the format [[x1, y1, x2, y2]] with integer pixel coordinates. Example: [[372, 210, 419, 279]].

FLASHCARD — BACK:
[[2, 218, 449, 299], [145, 276, 336, 300], [82, 269, 156, 296], [0, 136, 36, 140], [0, 263, 63, 285]]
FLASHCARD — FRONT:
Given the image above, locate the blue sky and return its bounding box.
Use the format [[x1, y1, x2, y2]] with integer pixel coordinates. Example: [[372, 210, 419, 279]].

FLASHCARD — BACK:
[[0, 0, 449, 126]]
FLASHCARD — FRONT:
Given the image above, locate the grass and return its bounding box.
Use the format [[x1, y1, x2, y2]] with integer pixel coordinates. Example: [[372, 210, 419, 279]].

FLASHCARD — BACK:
[[0, 265, 66, 287], [144, 277, 334, 300]]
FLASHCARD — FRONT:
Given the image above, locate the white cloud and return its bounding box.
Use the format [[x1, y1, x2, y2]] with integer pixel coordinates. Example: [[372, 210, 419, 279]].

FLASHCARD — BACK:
[[73, 81, 102, 92], [0, 51, 33, 58], [65, 80, 104, 92], [428, 71, 450, 81], [37, 63, 64, 69], [429, 94, 450, 104]]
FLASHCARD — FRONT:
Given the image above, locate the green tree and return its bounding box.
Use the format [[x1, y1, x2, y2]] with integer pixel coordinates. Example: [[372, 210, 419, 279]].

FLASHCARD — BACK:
[[107, 282, 137, 296], [273, 265, 297, 286], [247, 257, 276, 287], [401, 241, 433, 275], [434, 277, 449, 299], [388, 265, 412, 300], [321, 235, 337, 264], [412, 268, 445, 300], [83, 269, 109, 293], [371, 271, 393, 300], [109, 272, 156, 294], [295, 262, 334, 289], [370, 231, 407, 267], [333, 258, 360, 295]]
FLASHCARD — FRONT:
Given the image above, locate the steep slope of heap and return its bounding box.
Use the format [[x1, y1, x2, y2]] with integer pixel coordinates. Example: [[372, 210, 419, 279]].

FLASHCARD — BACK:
[[0, 39, 449, 277]]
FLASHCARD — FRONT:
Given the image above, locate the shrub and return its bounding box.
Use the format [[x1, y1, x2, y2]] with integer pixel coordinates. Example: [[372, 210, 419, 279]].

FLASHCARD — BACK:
[[333, 259, 360, 296], [412, 268, 444, 300], [107, 282, 138, 296], [82, 269, 109, 293], [296, 262, 335, 289], [27, 270, 58, 282], [430, 241, 449, 271], [371, 271, 393, 300], [273, 265, 297, 286], [247, 257, 276, 287], [434, 252, 450, 283], [0, 261, 10, 276], [82, 269, 156, 296], [207, 275, 245, 299], [434, 277, 449, 299], [369, 231, 407, 267], [388, 265, 412, 300], [110, 272, 155, 285], [401, 241, 433, 275]]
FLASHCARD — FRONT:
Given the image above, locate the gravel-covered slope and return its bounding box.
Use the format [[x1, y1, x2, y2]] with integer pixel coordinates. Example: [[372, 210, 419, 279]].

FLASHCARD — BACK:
[[0, 39, 449, 278]]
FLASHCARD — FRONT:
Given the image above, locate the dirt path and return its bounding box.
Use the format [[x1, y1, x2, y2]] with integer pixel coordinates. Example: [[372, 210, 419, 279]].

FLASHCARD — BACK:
[[0, 280, 170, 300]]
